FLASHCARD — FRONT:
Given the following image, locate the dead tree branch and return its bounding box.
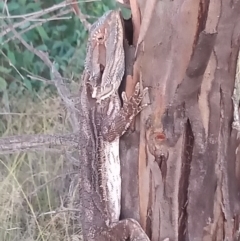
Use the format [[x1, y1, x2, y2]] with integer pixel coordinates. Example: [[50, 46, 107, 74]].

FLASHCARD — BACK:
[[0, 133, 78, 154], [2, 9, 73, 45], [0, 0, 91, 39], [69, 0, 91, 30], [0, 1, 95, 156], [7, 24, 79, 131]]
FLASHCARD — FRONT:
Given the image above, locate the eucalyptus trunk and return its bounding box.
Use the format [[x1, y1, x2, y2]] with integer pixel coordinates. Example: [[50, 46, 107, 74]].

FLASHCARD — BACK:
[[120, 1, 240, 240]]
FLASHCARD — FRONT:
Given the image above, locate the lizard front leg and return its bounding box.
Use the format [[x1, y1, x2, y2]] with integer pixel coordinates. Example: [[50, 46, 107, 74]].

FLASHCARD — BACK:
[[101, 82, 148, 142]]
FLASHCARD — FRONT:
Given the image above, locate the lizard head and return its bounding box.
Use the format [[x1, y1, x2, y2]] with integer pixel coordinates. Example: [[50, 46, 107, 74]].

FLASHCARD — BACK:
[[84, 10, 125, 102]]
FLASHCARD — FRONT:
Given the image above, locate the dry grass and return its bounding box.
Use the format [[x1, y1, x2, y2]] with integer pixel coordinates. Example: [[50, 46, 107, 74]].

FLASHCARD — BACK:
[[0, 89, 82, 241]]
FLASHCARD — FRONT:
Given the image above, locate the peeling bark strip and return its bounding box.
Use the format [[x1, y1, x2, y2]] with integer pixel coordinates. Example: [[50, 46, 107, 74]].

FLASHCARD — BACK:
[[136, 0, 240, 240], [174, 31, 217, 104]]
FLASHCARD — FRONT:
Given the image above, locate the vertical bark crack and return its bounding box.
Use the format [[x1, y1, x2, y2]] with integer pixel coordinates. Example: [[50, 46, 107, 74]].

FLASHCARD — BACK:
[[194, 0, 210, 49], [146, 171, 153, 240], [178, 120, 194, 241]]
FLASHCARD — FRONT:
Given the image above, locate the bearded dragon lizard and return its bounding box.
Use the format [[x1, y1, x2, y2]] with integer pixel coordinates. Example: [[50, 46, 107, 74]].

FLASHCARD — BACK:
[[77, 10, 150, 240]]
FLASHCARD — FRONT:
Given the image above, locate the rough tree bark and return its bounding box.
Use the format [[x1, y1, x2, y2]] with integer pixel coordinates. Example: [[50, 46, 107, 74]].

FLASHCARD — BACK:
[[120, 0, 240, 241]]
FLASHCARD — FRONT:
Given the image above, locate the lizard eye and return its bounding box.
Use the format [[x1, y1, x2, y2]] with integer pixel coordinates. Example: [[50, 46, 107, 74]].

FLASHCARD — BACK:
[[96, 33, 104, 42]]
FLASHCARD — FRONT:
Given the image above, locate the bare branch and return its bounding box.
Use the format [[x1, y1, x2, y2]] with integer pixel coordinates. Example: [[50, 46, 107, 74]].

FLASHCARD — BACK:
[[0, 1, 70, 39], [0, 1, 93, 40], [69, 0, 91, 30], [26, 74, 53, 85], [0, 111, 59, 116], [2, 9, 72, 45], [21, 67, 72, 85], [38, 207, 81, 217], [27, 171, 78, 197], [0, 49, 24, 80], [2, 0, 10, 16], [7, 24, 79, 131], [0, 133, 78, 154]]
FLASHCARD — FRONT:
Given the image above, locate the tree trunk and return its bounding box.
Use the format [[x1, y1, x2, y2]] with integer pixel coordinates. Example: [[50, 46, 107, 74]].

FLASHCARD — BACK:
[[121, 0, 240, 240]]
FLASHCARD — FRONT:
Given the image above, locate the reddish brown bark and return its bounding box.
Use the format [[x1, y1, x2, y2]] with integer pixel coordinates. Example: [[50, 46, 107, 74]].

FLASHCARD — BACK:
[[121, 0, 240, 240]]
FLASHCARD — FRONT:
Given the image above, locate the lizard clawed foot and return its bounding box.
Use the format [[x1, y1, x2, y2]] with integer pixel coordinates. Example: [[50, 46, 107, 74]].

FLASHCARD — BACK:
[[101, 83, 150, 142], [121, 82, 150, 118]]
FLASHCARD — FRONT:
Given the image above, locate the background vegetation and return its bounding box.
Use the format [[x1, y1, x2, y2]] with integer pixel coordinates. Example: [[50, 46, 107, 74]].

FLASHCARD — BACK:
[[0, 0, 119, 240]]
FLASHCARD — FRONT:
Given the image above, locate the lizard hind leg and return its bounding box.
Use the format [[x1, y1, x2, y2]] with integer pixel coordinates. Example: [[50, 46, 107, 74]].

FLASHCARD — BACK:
[[100, 218, 150, 241]]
